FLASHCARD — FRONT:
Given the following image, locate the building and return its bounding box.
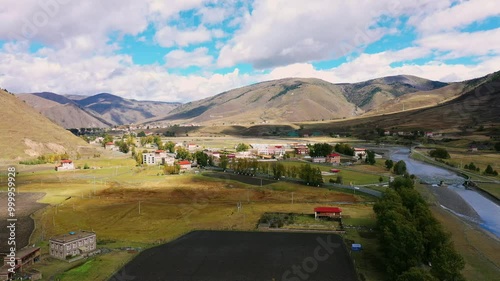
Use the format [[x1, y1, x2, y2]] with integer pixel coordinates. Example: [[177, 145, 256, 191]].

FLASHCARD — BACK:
[[105, 142, 115, 150], [142, 152, 156, 165], [178, 160, 192, 170], [49, 231, 97, 260], [0, 247, 41, 280], [326, 153, 341, 164], [312, 157, 326, 163], [354, 148, 366, 158], [56, 160, 75, 171], [294, 145, 309, 155], [142, 151, 175, 166], [314, 207, 342, 219]]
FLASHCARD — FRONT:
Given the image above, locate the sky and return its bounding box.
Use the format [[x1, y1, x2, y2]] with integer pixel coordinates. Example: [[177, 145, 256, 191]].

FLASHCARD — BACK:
[[0, 0, 499, 102]]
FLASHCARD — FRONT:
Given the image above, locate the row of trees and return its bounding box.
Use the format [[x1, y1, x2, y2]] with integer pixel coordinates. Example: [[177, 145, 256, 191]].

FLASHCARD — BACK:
[[225, 158, 323, 186], [374, 177, 465, 281], [306, 142, 356, 157]]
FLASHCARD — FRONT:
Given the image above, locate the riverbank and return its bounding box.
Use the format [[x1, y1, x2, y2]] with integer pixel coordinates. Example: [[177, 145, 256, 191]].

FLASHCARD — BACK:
[[417, 183, 500, 281]]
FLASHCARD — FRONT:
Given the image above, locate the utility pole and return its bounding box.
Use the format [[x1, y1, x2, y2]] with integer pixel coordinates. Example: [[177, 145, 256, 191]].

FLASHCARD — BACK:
[[291, 192, 294, 204]]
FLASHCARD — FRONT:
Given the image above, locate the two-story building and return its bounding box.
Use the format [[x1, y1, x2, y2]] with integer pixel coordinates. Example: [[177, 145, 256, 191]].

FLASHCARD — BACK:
[[49, 231, 97, 260]]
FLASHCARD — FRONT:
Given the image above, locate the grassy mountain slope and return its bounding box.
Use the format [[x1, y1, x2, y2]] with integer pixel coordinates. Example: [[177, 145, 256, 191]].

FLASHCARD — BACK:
[[75, 93, 180, 125], [0, 89, 90, 160], [18, 92, 111, 128], [305, 71, 500, 132], [341, 75, 448, 111], [153, 78, 361, 124], [151, 76, 449, 125]]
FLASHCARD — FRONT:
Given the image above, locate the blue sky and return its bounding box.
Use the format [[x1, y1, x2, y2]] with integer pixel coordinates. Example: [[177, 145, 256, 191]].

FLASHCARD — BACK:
[[0, 0, 499, 102]]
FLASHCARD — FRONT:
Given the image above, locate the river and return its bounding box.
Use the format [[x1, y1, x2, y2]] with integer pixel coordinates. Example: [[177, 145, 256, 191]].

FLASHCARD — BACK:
[[390, 148, 500, 238]]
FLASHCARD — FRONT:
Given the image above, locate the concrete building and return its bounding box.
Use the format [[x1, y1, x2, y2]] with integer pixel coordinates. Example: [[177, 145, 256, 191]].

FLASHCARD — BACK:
[[49, 231, 97, 260], [0, 247, 41, 280], [142, 150, 175, 166], [178, 160, 192, 170], [326, 153, 341, 164], [56, 160, 75, 171], [312, 157, 326, 163]]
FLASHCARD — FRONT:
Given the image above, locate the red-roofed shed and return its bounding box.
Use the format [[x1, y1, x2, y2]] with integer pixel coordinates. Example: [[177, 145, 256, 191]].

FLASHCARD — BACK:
[[314, 207, 342, 219]]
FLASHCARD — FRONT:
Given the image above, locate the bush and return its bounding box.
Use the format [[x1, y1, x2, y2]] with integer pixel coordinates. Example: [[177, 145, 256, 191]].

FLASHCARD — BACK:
[[429, 148, 450, 159]]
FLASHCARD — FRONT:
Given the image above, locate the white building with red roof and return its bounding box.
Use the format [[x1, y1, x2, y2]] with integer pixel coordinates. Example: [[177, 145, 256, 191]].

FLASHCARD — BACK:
[[56, 160, 75, 171]]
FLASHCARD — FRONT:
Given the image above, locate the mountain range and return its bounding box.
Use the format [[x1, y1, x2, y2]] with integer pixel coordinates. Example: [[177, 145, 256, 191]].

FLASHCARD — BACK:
[[18, 92, 180, 128], [9, 70, 500, 131]]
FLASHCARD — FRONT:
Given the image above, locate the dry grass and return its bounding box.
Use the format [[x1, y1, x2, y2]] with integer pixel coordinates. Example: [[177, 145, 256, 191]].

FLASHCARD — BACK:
[[18, 167, 371, 280]]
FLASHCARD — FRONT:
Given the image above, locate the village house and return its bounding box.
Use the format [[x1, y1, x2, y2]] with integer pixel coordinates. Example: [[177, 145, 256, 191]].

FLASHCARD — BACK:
[[326, 153, 341, 164], [314, 207, 342, 219], [186, 143, 198, 151], [178, 160, 192, 170], [56, 160, 75, 171], [49, 231, 97, 260], [294, 145, 309, 155], [384, 130, 391, 136], [354, 148, 367, 158], [0, 247, 41, 280], [104, 142, 115, 150], [425, 132, 434, 138], [312, 157, 326, 163], [142, 150, 175, 166]]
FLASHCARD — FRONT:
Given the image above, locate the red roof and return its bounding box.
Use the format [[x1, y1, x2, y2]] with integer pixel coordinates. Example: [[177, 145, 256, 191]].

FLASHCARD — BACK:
[[105, 142, 114, 145], [330, 169, 340, 173], [328, 153, 340, 157], [314, 207, 342, 213], [178, 160, 191, 165], [60, 159, 72, 163], [155, 150, 165, 153]]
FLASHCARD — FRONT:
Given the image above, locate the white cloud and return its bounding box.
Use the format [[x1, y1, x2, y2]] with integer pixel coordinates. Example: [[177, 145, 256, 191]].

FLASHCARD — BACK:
[[0, 47, 253, 102], [217, 0, 452, 68], [164, 47, 213, 68], [418, 28, 500, 59], [415, 0, 500, 34], [154, 25, 212, 47], [0, 0, 149, 52]]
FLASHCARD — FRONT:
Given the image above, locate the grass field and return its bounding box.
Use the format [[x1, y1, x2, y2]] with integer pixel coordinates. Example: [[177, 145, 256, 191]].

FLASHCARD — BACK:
[[14, 163, 376, 281], [280, 161, 388, 185]]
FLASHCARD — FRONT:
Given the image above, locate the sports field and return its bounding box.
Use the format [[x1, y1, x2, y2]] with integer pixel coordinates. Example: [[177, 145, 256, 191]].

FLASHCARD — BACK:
[[111, 230, 357, 281]]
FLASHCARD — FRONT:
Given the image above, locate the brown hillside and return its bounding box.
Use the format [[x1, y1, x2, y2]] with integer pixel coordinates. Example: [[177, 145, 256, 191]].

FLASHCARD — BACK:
[[0, 89, 90, 160], [18, 93, 111, 128]]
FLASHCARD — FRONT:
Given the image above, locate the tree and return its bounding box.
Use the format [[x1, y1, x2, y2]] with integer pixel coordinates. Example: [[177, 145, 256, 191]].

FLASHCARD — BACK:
[[103, 134, 113, 146], [365, 150, 376, 165], [176, 147, 191, 160], [335, 175, 343, 184], [334, 143, 355, 156], [379, 176, 384, 183], [309, 143, 334, 157], [385, 159, 394, 170], [298, 164, 323, 186], [165, 141, 176, 153], [271, 163, 286, 179], [137, 131, 146, 137], [219, 155, 229, 171], [484, 164, 498, 176], [393, 160, 407, 175], [429, 148, 450, 159], [194, 151, 208, 167], [236, 143, 250, 152], [396, 267, 438, 281], [118, 141, 130, 153], [164, 164, 180, 175]]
